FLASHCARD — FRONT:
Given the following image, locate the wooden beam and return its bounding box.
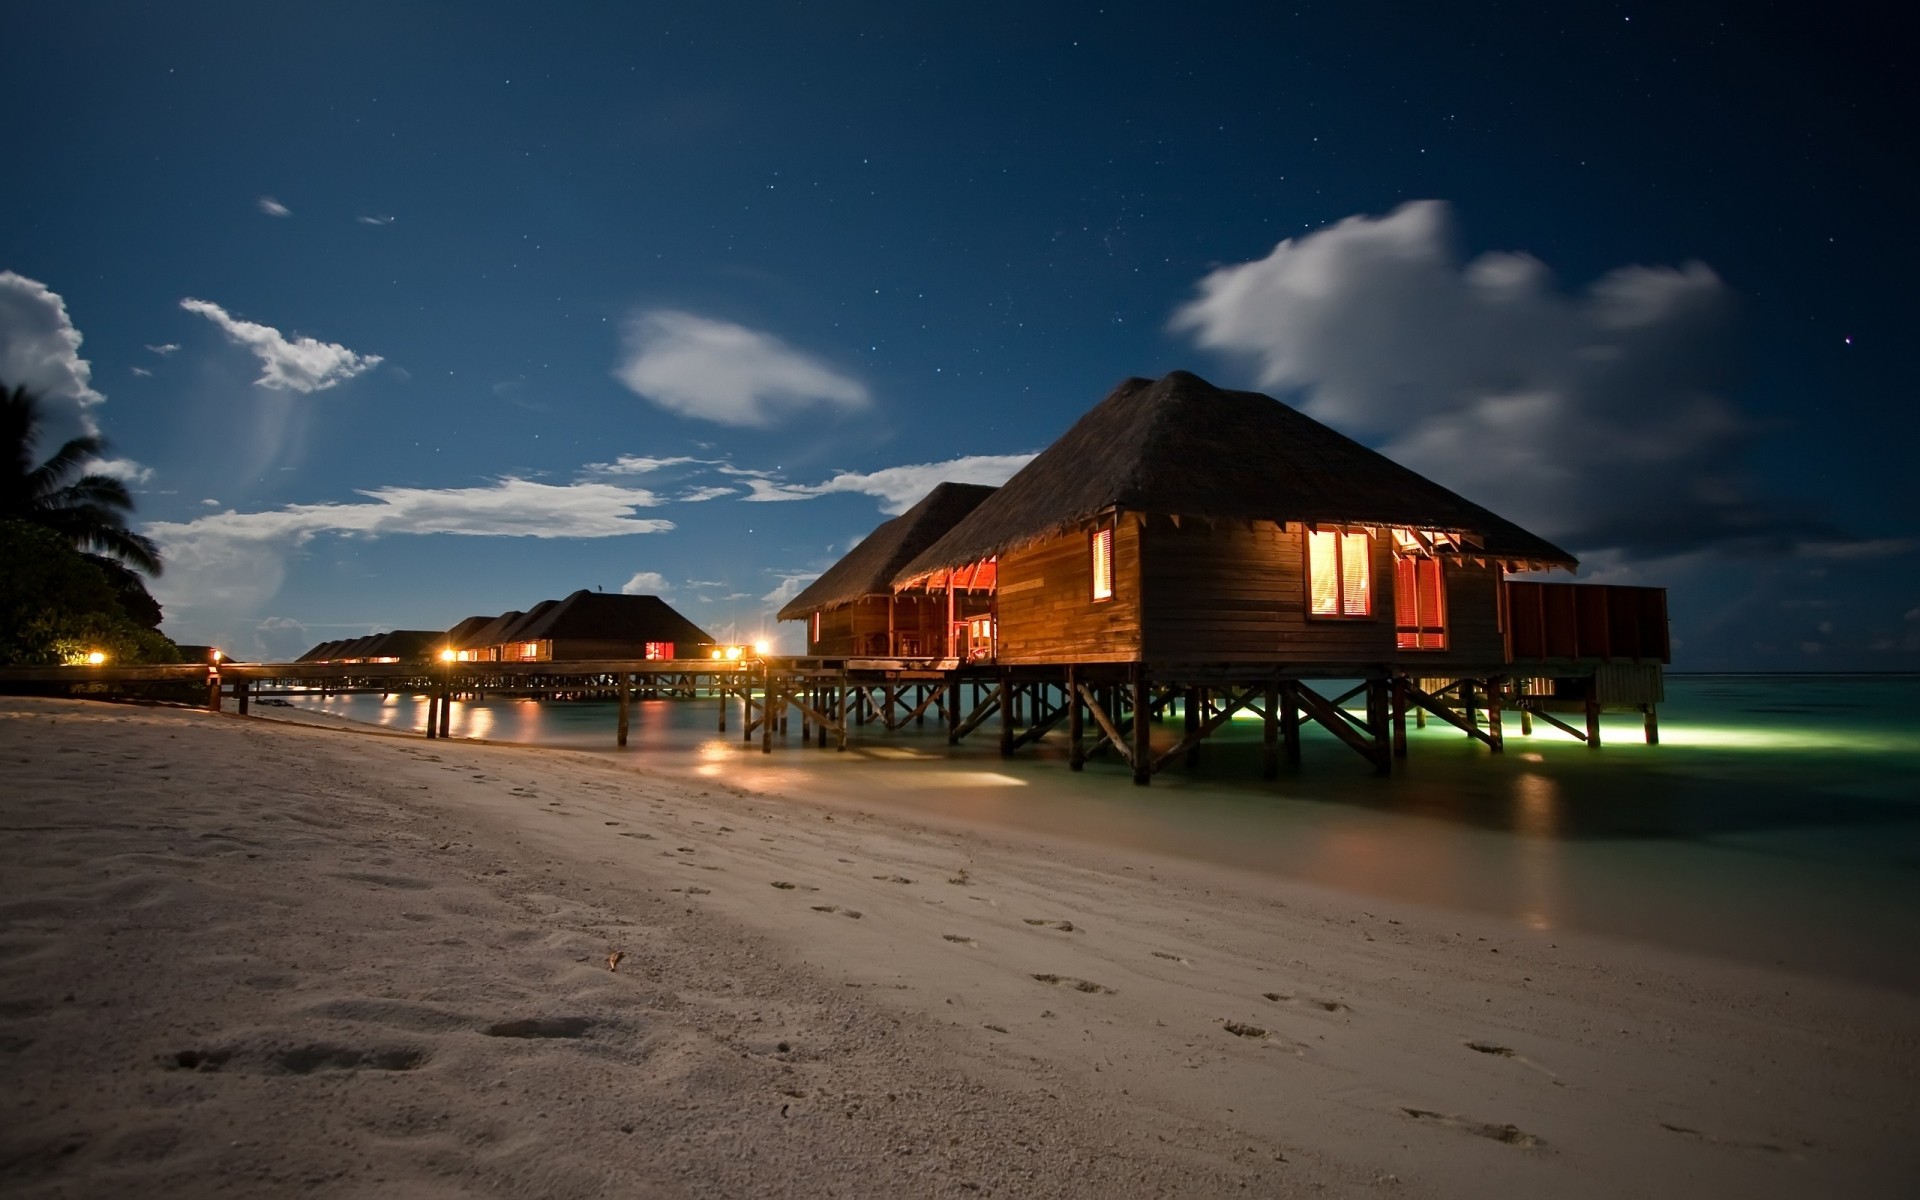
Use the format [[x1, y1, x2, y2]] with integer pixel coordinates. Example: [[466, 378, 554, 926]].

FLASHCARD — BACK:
[[1076, 682, 1133, 770], [1291, 681, 1386, 765], [1262, 678, 1279, 779], [950, 685, 1003, 743], [1403, 683, 1497, 748], [1150, 685, 1256, 775], [1130, 664, 1152, 786], [1068, 667, 1085, 771], [617, 672, 631, 747]]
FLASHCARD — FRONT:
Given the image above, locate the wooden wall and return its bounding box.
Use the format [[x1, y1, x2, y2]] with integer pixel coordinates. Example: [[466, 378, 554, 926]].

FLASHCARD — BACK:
[[1133, 518, 1508, 667], [995, 516, 1143, 664], [803, 594, 982, 657]]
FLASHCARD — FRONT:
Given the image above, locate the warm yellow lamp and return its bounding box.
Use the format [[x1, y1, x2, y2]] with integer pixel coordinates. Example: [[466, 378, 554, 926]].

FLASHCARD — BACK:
[[84, 651, 107, 665]]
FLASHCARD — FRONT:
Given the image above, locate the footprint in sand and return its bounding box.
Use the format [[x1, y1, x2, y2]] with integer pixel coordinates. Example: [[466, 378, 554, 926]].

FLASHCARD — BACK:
[[810, 905, 862, 919], [771, 881, 819, 891], [872, 874, 914, 884], [1151, 951, 1190, 966], [1022, 919, 1076, 932], [1032, 973, 1114, 995], [941, 934, 977, 946], [1400, 1108, 1542, 1148]]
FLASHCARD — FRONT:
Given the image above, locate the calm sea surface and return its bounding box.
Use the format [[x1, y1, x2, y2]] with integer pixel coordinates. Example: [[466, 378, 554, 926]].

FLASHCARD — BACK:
[[281, 675, 1920, 993]]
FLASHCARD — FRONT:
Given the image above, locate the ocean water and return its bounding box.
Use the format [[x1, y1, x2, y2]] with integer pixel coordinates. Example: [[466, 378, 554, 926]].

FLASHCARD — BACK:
[[280, 675, 1920, 993]]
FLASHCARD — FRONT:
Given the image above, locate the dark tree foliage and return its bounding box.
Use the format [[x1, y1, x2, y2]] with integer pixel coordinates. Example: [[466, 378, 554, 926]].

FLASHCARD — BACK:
[[2, 383, 163, 577], [0, 520, 179, 665]]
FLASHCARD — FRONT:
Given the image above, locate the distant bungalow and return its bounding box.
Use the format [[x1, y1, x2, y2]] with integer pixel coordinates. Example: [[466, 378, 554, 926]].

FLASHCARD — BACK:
[[300, 590, 714, 665]]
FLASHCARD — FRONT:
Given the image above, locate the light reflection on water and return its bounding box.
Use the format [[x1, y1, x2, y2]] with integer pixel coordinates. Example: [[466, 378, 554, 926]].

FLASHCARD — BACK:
[[281, 676, 1920, 992]]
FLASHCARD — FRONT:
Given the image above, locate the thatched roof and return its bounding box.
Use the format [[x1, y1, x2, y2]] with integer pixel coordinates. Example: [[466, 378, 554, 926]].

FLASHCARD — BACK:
[[895, 371, 1575, 583], [776, 482, 998, 620], [441, 615, 495, 651], [506, 590, 713, 647], [295, 630, 443, 662]]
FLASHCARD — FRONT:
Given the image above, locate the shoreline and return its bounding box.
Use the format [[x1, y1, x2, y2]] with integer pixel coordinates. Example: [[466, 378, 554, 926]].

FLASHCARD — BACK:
[[4, 696, 1916, 1196]]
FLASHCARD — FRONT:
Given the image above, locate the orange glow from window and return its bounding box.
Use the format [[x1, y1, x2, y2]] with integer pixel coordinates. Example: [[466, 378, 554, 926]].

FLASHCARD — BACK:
[[1091, 526, 1114, 601], [644, 641, 673, 660], [1308, 529, 1371, 617], [1394, 554, 1447, 650]]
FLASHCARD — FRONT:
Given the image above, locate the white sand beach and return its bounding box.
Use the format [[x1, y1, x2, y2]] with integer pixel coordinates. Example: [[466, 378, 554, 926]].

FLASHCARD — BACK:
[[2, 695, 1915, 1197]]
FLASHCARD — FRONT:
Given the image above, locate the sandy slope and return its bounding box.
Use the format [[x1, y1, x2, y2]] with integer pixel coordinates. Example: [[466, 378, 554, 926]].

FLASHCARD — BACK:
[[1, 697, 1914, 1198]]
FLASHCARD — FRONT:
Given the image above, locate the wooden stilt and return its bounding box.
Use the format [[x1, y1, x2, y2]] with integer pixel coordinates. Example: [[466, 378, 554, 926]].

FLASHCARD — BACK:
[[836, 684, 848, 752], [616, 673, 631, 747], [1262, 678, 1279, 779], [1643, 703, 1659, 745], [1485, 676, 1503, 754], [717, 681, 727, 733], [1067, 667, 1085, 771], [1184, 686, 1202, 770], [1518, 678, 1533, 736], [1281, 681, 1301, 767], [1130, 664, 1152, 786], [423, 690, 436, 738], [947, 679, 962, 744], [207, 673, 223, 713], [761, 662, 775, 755], [1391, 675, 1408, 758], [1585, 694, 1602, 749], [998, 672, 1015, 759], [1367, 678, 1391, 775], [236, 679, 250, 716], [1461, 679, 1478, 729], [439, 677, 451, 738]]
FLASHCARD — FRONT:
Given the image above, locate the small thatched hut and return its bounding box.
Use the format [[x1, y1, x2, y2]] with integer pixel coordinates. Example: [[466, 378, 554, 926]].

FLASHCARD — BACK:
[[891, 370, 1580, 669], [477, 590, 713, 662], [777, 482, 998, 658]]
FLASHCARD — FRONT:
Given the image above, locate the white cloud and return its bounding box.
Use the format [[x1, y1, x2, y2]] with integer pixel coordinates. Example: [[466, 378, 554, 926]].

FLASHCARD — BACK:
[[677, 485, 737, 502], [739, 453, 1035, 514], [582, 453, 709, 475], [147, 478, 674, 619], [146, 343, 180, 357], [1170, 200, 1764, 561], [130, 366, 152, 377], [614, 310, 868, 427], [357, 214, 395, 226], [621, 571, 671, 595], [258, 196, 291, 217], [181, 297, 382, 392], [0, 270, 106, 433], [761, 571, 820, 608], [83, 456, 154, 485], [201, 498, 221, 507]]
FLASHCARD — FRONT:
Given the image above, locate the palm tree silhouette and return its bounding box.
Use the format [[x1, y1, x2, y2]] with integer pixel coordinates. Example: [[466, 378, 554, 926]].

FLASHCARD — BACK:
[[2, 383, 162, 576]]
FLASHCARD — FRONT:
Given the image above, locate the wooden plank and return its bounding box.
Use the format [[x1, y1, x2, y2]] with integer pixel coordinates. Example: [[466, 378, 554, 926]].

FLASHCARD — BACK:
[[1076, 683, 1134, 770], [1405, 683, 1496, 748]]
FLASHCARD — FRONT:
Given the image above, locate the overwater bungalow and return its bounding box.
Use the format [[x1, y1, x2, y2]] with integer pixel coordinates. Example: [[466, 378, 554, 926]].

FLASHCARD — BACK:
[[296, 630, 443, 664], [780, 370, 1667, 779], [777, 482, 998, 659]]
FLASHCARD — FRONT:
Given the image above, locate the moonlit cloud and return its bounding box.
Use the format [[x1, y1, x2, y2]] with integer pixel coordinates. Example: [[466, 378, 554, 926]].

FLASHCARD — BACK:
[[1171, 200, 1769, 561], [180, 298, 382, 392], [621, 571, 671, 595], [0, 270, 107, 433], [147, 478, 674, 619], [739, 453, 1035, 513], [258, 196, 291, 217], [761, 571, 820, 608], [356, 214, 396, 226], [146, 343, 180, 356], [614, 310, 869, 427], [83, 456, 154, 485], [130, 366, 153, 377], [677, 485, 737, 502], [582, 454, 710, 475]]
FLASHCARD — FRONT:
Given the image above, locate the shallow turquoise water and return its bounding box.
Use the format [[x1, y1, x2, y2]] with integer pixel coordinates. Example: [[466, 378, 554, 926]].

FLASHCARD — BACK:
[[283, 675, 1920, 993]]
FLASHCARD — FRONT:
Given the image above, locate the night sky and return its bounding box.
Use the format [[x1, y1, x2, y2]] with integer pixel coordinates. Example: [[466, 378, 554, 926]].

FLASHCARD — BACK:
[[4, 2, 1911, 668]]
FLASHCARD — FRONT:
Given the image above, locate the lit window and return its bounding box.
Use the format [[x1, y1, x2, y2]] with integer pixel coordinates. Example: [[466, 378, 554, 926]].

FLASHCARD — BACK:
[[1394, 555, 1447, 650], [811, 612, 820, 644], [644, 641, 672, 660], [1091, 525, 1114, 602], [519, 641, 540, 659], [1307, 529, 1372, 617]]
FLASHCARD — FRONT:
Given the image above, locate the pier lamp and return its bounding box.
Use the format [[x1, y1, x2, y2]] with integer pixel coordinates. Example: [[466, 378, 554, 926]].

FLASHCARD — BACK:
[[724, 645, 744, 661], [752, 640, 769, 657], [210, 649, 224, 665], [84, 650, 107, 666], [439, 648, 456, 663]]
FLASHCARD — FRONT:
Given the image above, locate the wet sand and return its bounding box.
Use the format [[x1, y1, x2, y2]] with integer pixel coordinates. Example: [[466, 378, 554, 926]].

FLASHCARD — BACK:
[[3, 696, 1915, 1197]]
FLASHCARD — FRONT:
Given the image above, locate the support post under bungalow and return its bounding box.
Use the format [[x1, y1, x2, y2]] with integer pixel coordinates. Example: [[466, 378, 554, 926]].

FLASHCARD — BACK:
[[423, 689, 437, 738], [998, 671, 1015, 759], [761, 661, 775, 754], [1067, 666, 1085, 771], [236, 678, 250, 717], [1643, 703, 1660, 745], [1367, 678, 1391, 775], [1184, 686, 1202, 770], [206, 671, 223, 714], [1585, 693, 1603, 749], [616, 673, 631, 748], [1262, 678, 1280, 779], [1518, 678, 1533, 736], [836, 683, 848, 752], [439, 676, 452, 738], [717, 676, 727, 733], [1130, 663, 1152, 786], [1391, 675, 1408, 758], [946, 678, 962, 745], [1485, 676, 1504, 753], [1281, 681, 1301, 767]]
